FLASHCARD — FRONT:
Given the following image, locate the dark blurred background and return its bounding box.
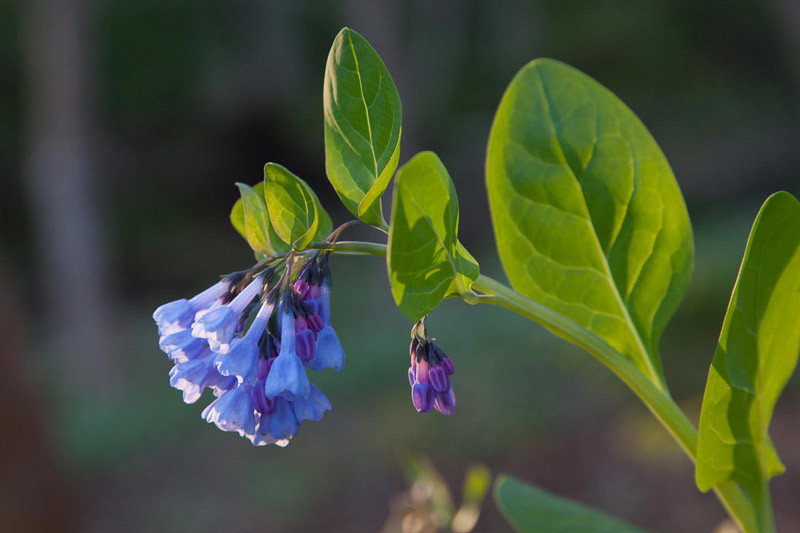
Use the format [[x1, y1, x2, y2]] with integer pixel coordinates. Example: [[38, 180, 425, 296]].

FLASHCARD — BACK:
[[1, 0, 799, 531]]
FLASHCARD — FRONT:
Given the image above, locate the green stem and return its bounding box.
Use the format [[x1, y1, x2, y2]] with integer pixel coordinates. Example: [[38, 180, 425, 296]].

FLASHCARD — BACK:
[[470, 274, 758, 533], [755, 483, 776, 533], [310, 239, 759, 532]]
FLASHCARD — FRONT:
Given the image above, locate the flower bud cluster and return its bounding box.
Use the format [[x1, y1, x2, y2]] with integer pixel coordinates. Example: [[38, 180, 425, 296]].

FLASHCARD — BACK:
[[153, 252, 346, 446], [408, 318, 456, 415]]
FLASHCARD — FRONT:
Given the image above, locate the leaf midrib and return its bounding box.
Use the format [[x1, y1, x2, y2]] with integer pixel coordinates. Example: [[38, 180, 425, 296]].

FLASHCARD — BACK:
[[346, 31, 379, 181], [534, 68, 662, 389]]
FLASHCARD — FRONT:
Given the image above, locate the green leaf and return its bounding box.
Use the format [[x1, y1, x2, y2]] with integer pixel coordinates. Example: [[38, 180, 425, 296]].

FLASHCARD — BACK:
[[486, 58, 693, 388], [388, 152, 479, 321], [494, 475, 649, 533], [324, 27, 402, 227], [263, 163, 330, 249], [231, 182, 290, 255], [696, 192, 800, 505]]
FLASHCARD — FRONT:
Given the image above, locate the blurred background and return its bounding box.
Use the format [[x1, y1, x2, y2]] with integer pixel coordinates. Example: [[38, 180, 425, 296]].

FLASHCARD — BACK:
[[1, 0, 799, 531]]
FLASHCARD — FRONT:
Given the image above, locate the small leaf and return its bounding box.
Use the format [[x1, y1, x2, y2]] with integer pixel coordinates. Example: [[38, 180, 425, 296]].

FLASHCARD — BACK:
[[494, 475, 650, 533], [263, 163, 330, 249], [388, 152, 479, 321], [324, 27, 402, 227], [696, 192, 800, 505], [231, 182, 289, 255], [486, 58, 693, 389]]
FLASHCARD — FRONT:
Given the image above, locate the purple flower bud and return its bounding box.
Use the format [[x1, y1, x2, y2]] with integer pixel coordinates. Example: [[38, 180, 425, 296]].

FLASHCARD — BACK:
[[305, 312, 324, 333], [429, 365, 451, 393], [295, 329, 316, 363], [412, 382, 434, 413], [415, 358, 430, 384], [434, 387, 456, 416], [441, 354, 454, 375], [251, 379, 273, 414], [407, 319, 456, 416]]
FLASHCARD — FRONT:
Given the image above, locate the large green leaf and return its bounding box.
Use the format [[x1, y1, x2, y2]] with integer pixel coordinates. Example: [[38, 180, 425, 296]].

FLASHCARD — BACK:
[[696, 192, 800, 507], [388, 151, 479, 321], [494, 475, 649, 533], [230, 182, 291, 255], [324, 27, 402, 227], [486, 58, 693, 388], [263, 163, 331, 250]]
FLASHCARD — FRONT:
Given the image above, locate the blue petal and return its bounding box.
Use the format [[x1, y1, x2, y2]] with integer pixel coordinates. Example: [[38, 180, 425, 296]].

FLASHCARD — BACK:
[[191, 306, 238, 352], [153, 299, 193, 336], [159, 330, 207, 362], [307, 326, 345, 371], [169, 354, 214, 404], [214, 337, 259, 384], [202, 385, 256, 435], [268, 397, 299, 440], [292, 384, 331, 423], [264, 352, 310, 399]]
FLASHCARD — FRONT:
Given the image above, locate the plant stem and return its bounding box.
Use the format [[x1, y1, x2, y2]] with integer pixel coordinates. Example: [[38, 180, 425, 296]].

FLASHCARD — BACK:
[[310, 239, 759, 532], [470, 274, 758, 533]]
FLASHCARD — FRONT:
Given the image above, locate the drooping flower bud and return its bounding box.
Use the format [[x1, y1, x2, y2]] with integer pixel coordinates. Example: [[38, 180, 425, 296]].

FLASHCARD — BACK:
[[407, 317, 456, 415]]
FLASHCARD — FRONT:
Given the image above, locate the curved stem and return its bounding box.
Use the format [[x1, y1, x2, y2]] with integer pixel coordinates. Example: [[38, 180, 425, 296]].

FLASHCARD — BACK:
[[471, 274, 758, 533], [309, 239, 759, 532], [310, 240, 388, 257]]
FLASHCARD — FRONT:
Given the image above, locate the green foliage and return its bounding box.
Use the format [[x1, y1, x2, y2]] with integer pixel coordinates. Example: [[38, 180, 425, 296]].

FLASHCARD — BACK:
[[263, 163, 332, 249], [230, 168, 331, 254], [494, 475, 650, 532], [485, 58, 694, 389], [696, 193, 800, 512], [222, 26, 800, 532], [231, 182, 290, 255], [388, 152, 479, 321], [324, 27, 402, 227]]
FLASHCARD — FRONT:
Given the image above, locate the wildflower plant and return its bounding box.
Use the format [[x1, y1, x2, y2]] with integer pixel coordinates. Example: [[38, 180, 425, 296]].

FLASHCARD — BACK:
[[154, 27, 800, 532]]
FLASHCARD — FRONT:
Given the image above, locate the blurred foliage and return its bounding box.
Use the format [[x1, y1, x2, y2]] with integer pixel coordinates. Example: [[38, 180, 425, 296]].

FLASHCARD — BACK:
[[381, 453, 490, 533]]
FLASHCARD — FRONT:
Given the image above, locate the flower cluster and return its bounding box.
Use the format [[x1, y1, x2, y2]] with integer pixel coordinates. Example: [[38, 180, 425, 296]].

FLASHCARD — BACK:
[[153, 253, 345, 446], [408, 318, 456, 415]]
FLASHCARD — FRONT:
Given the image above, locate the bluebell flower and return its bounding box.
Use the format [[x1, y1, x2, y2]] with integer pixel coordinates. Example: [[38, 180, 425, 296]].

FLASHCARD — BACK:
[[169, 351, 217, 404], [409, 321, 456, 415], [192, 277, 264, 352], [157, 254, 345, 446], [153, 280, 230, 336], [264, 309, 311, 400], [264, 396, 299, 440], [206, 372, 238, 397], [292, 384, 331, 423], [308, 280, 346, 371], [159, 329, 208, 363], [201, 384, 257, 436], [215, 302, 273, 384]]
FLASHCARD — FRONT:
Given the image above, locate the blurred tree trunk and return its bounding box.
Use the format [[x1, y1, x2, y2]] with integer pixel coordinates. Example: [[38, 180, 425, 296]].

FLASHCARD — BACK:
[[21, 0, 117, 394], [0, 259, 80, 531], [768, 0, 800, 90]]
